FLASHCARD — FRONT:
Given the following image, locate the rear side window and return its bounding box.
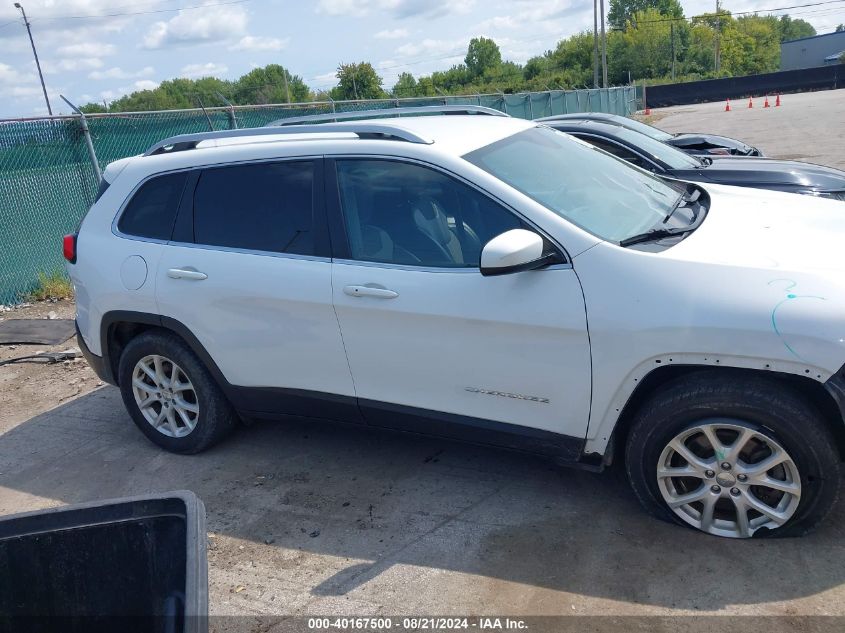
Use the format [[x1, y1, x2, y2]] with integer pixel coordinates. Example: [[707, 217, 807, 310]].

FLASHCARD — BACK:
[[117, 172, 187, 240], [193, 161, 314, 256]]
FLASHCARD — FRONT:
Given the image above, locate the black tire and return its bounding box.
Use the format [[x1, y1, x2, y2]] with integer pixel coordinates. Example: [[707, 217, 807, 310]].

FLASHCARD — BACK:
[[118, 329, 237, 454], [625, 370, 840, 538]]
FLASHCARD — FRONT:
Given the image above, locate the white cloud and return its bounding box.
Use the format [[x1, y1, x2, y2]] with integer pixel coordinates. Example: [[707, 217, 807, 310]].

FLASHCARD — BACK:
[[99, 78, 161, 102], [41, 58, 105, 74], [0, 62, 33, 85], [316, 0, 474, 18], [88, 66, 154, 80], [57, 42, 116, 57], [10, 85, 44, 98], [375, 28, 410, 39], [143, 5, 248, 49], [180, 62, 229, 78], [312, 70, 338, 85], [229, 35, 289, 52], [395, 37, 466, 58], [134, 80, 160, 91]]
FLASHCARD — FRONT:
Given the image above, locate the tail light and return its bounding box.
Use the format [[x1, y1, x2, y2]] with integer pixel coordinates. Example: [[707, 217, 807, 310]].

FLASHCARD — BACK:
[[63, 233, 77, 264]]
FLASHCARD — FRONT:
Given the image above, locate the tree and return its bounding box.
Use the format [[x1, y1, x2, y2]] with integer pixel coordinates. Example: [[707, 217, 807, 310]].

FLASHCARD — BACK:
[[331, 62, 384, 100], [835, 24, 844, 32], [465, 37, 502, 78], [233, 64, 308, 104], [776, 15, 816, 42], [608, 0, 683, 30], [392, 72, 417, 97], [79, 102, 108, 114]]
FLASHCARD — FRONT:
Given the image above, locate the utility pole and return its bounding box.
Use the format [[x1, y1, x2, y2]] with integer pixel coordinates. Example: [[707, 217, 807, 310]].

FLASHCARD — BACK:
[[282, 68, 291, 103], [14, 3, 52, 115], [715, 0, 721, 73], [592, 0, 600, 88], [671, 22, 676, 81], [352, 72, 359, 100], [599, 0, 608, 87]]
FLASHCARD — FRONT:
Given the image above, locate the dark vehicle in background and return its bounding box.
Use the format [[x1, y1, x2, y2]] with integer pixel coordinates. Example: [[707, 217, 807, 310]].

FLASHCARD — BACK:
[[542, 119, 845, 202], [538, 112, 763, 157]]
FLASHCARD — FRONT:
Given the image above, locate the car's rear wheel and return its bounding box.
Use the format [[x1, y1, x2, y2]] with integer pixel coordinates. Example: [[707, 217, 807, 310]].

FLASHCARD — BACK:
[[118, 330, 237, 454], [626, 371, 840, 538]]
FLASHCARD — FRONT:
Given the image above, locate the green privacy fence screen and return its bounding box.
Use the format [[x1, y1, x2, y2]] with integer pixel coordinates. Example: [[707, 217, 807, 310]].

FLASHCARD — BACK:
[[0, 86, 636, 304]]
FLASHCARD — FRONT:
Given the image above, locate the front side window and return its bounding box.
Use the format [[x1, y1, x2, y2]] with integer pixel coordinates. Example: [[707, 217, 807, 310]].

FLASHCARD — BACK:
[[336, 159, 525, 267], [464, 126, 687, 243], [118, 172, 187, 240], [609, 126, 701, 169], [582, 137, 650, 168], [193, 161, 314, 255]]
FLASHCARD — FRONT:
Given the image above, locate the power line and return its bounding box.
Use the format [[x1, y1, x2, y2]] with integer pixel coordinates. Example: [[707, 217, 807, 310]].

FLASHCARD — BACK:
[[621, 0, 845, 27], [29, 0, 250, 22]]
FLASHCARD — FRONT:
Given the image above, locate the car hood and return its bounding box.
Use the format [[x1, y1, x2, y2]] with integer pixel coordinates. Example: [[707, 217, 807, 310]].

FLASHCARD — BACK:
[[674, 157, 845, 193], [670, 133, 758, 155], [671, 183, 845, 271]]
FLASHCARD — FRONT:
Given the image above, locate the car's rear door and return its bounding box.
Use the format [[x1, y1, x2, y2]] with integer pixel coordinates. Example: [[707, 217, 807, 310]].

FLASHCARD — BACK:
[[327, 157, 591, 453], [155, 158, 358, 419]]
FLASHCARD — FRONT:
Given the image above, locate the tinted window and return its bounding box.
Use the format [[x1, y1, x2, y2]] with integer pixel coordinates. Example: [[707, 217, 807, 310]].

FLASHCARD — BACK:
[[118, 172, 187, 240], [464, 127, 685, 243], [582, 137, 649, 168], [193, 161, 314, 255], [336, 159, 524, 267]]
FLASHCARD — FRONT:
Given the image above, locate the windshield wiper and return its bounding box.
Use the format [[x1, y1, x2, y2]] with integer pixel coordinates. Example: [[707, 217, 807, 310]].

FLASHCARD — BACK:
[[618, 226, 693, 247], [662, 187, 701, 224]]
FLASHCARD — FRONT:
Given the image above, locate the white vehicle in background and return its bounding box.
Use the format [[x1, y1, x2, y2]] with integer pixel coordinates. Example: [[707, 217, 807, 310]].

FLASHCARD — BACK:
[[65, 106, 845, 539]]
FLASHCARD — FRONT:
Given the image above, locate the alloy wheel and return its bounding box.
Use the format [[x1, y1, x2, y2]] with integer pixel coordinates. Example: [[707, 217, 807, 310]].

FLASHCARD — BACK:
[[656, 420, 801, 538], [131, 354, 199, 438]]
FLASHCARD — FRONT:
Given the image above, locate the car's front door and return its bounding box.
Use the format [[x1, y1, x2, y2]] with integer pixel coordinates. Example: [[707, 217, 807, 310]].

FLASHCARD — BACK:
[[155, 158, 358, 418], [328, 158, 591, 450]]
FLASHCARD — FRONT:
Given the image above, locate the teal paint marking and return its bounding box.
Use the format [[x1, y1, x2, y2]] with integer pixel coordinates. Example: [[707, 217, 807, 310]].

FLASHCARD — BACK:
[[768, 279, 826, 361]]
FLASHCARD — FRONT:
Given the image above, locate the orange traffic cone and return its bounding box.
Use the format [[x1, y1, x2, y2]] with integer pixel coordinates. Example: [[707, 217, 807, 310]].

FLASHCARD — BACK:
[[725, 98, 731, 112], [775, 93, 781, 106], [748, 96, 753, 108], [644, 106, 651, 115], [764, 95, 770, 108]]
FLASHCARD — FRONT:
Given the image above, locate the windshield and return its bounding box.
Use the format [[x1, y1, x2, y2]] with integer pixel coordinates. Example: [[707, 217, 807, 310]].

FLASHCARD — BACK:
[[612, 117, 673, 142], [609, 126, 701, 169], [464, 126, 686, 242]]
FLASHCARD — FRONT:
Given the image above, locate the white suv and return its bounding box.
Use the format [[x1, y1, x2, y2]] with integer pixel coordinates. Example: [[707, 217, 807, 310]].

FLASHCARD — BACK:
[[66, 107, 845, 538]]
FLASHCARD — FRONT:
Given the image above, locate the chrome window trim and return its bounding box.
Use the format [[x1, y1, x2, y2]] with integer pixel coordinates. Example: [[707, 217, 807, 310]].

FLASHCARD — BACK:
[[332, 258, 572, 273], [163, 240, 332, 263]]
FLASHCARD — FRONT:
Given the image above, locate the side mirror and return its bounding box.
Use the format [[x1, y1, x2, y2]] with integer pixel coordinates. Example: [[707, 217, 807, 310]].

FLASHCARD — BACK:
[[480, 229, 559, 276]]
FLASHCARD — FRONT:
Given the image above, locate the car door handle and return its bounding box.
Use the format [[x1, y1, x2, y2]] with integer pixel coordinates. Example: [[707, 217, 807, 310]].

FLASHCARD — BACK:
[[343, 285, 398, 299], [167, 268, 208, 281]]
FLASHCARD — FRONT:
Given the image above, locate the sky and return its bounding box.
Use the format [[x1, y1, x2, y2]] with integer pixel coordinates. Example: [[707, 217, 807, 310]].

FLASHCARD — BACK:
[[0, 0, 843, 118]]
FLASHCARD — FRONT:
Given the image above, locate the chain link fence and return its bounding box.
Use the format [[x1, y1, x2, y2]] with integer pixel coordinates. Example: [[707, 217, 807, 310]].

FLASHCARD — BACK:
[[0, 87, 636, 304]]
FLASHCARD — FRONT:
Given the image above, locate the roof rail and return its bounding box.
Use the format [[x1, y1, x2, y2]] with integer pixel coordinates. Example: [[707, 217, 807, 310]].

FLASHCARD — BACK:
[[266, 105, 508, 127], [142, 123, 434, 156]]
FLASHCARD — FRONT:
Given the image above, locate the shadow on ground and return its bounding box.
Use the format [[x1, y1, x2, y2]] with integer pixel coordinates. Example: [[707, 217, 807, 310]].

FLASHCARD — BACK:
[[2, 387, 844, 612]]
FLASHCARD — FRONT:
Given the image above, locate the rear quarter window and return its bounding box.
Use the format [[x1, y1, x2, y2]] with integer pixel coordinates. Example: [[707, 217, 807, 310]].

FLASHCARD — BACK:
[[117, 172, 188, 241]]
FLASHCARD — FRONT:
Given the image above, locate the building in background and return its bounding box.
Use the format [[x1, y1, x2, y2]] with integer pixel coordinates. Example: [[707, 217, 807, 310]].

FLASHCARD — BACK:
[[781, 31, 845, 71]]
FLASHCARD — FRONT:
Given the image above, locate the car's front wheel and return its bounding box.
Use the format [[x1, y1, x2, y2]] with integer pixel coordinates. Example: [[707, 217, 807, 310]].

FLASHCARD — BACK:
[[118, 330, 237, 454], [626, 371, 840, 538]]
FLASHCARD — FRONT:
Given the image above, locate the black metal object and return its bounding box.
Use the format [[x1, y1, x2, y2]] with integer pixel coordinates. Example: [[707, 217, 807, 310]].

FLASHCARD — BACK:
[[0, 318, 76, 345], [646, 64, 843, 108], [0, 491, 207, 633]]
